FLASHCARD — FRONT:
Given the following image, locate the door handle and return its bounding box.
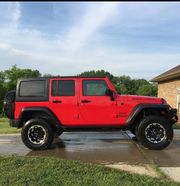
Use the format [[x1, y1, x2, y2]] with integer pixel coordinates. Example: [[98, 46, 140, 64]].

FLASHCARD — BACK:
[[53, 100, 62, 103], [81, 100, 91, 103]]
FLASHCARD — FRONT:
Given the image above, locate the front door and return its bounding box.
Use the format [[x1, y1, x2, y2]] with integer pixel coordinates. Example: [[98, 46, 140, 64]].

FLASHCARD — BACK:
[[79, 79, 118, 125]]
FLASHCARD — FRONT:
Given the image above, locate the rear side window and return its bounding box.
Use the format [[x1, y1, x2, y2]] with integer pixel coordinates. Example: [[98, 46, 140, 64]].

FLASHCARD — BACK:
[[52, 80, 75, 96], [83, 80, 108, 96], [19, 80, 46, 97]]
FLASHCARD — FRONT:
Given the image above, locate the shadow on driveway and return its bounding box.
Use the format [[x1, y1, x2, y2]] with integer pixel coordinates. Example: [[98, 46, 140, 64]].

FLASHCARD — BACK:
[[0, 130, 180, 167]]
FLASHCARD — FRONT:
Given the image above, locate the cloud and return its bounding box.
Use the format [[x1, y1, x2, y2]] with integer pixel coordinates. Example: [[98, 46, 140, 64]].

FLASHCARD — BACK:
[[10, 2, 21, 29], [61, 2, 119, 52], [0, 42, 66, 64], [0, 2, 21, 30], [0, 41, 179, 80], [0, 2, 179, 80]]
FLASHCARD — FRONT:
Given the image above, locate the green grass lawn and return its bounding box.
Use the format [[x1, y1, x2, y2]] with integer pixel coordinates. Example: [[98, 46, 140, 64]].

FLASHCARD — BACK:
[[0, 156, 178, 186], [0, 118, 20, 134]]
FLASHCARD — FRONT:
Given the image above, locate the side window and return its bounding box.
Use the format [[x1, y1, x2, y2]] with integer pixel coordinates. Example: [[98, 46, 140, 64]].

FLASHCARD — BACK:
[[19, 80, 46, 97], [52, 80, 75, 96], [83, 80, 108, 96]]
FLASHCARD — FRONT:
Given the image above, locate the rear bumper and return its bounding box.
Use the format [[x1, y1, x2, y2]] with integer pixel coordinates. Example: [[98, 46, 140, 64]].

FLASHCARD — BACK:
[[10, 119, 20, 128]]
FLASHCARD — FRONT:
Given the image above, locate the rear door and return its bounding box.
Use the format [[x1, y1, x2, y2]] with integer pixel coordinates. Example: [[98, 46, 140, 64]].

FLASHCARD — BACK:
[[79, 78, 118, 125], [49, 78, 79, 125]]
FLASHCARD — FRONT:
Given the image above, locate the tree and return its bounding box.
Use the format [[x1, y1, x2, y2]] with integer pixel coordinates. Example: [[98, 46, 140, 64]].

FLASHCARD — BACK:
[[78, 70, 121, 93], [43, 74, 54, 77], [114, 83, 128, 94], [78, 70, 114, 81], [115, 76, 133, 94], [78, 70, 157, 96], [0, 66, 158, 115], [0, 65, 41, 115], [137, 84, 157, 96], [4, 65, 41, 90], [131, 79, 149, 94], [0, 71, 6, 115]]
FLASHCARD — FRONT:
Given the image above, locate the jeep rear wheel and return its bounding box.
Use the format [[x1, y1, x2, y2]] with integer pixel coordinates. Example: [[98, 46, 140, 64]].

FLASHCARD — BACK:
[[136, 116, 173, 150], [21, 119, 53, 150]]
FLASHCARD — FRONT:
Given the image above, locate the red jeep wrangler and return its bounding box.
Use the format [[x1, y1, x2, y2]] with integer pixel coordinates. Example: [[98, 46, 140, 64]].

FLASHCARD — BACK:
[[3, 76, 178, 150]]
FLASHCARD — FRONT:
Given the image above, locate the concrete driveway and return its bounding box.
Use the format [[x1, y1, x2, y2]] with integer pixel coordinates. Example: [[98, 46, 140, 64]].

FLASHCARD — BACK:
[[0, 130, 180, 182]]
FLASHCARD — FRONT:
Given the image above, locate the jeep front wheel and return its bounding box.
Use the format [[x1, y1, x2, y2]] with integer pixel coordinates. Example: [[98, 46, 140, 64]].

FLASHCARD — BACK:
[[21, 119, 54, 150], [136, 116, 173, 150]]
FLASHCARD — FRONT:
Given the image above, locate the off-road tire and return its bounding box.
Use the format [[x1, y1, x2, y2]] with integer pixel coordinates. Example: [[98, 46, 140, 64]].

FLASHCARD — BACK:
[[21, 118, 54, 150], [136, 116, 173, 150]]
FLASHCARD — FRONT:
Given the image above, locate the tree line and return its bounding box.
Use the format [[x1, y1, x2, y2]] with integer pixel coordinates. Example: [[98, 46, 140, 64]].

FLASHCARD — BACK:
[[0, 66, 157, 115], [78, 70, 157, 96]]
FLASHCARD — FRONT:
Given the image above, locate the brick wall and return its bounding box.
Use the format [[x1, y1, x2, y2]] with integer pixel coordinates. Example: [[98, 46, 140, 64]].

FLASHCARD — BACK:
[[158, 79, 180, 110]]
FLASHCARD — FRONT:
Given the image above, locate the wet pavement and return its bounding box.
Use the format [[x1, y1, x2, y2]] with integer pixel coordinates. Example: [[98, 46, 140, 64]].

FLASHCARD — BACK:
[[142, 130, 180, 167], [0, 130, 180, 167], [0, 131, 147, 165]]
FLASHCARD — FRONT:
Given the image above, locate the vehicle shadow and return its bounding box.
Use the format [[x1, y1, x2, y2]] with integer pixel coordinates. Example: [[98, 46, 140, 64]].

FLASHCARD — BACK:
[[26, 135, 148, 165], [26, 138, 67, 157], [26, 133, 180, 167]]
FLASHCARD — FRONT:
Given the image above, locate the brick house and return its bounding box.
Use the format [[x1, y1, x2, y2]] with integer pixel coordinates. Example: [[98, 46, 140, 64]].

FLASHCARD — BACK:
[[151, 65, 180, 117]]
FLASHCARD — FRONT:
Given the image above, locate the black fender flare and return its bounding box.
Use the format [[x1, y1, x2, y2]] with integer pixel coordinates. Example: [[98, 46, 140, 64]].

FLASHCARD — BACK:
[[19, 107, 61, 129], [126, 104, 170, 127]]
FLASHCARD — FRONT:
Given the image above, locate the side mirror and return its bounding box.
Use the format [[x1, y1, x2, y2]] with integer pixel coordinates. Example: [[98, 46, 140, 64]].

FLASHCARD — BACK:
[[105, 89, 115, 101]]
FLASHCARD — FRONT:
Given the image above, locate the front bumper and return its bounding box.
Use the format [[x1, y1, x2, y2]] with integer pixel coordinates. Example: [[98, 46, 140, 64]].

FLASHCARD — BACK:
[[10, 119, 20, 128], [168, 108, 178, 124]]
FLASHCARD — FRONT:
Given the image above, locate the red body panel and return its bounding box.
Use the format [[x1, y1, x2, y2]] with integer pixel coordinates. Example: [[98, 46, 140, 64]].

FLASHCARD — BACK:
[[78, 78, 119, 125], [49, 78, 80, 125], [15, 77, 163, 126], [116, 95, 163, 124]]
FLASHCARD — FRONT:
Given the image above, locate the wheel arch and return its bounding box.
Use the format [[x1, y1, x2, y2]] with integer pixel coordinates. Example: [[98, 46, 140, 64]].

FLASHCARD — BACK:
[[126, 104, 170, 130], [19, 107, 61, 131]]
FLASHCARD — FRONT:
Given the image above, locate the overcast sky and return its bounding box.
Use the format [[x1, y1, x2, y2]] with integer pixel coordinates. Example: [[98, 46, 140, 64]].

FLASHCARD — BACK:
[[0, 2, 180, 80]]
